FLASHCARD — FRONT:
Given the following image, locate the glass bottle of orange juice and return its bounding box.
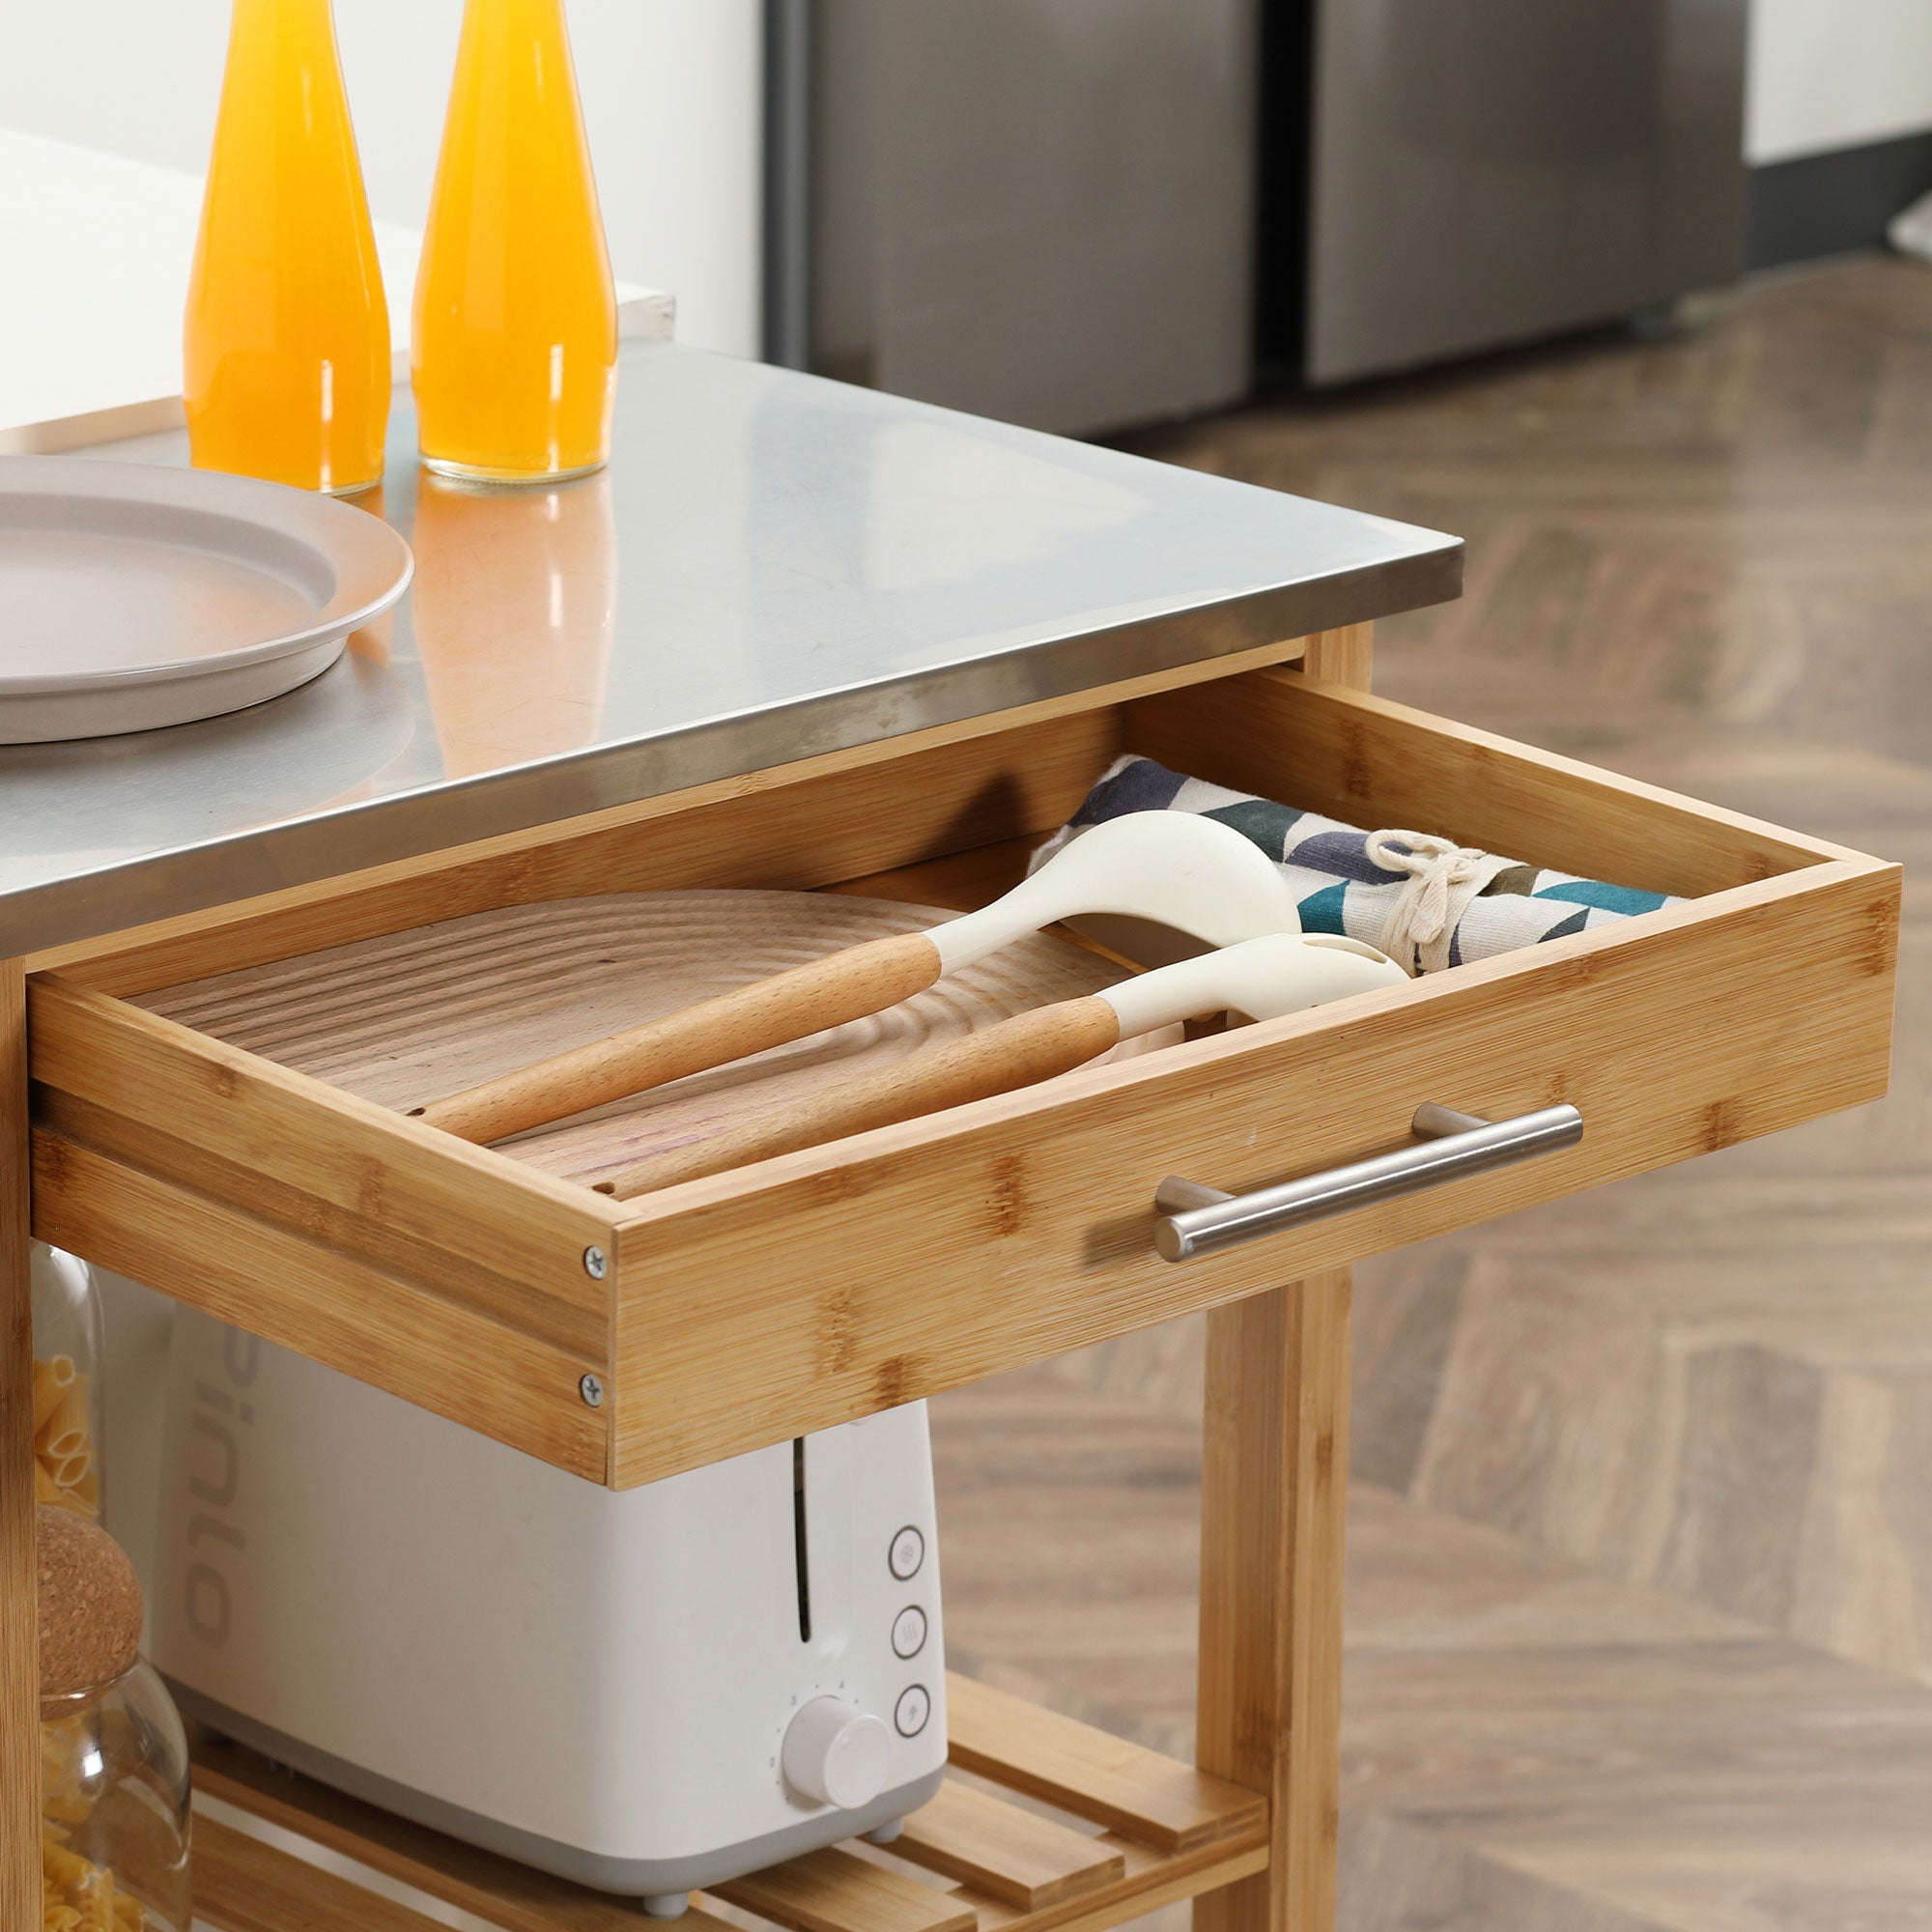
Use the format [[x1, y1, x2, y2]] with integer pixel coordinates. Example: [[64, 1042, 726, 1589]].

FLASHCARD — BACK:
[[184, 0, 390, 496], [412, 0, 618, 483]]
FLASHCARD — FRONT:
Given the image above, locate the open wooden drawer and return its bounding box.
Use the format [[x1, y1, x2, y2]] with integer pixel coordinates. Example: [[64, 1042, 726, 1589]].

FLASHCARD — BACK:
[[27, 667, 1899, 1488]]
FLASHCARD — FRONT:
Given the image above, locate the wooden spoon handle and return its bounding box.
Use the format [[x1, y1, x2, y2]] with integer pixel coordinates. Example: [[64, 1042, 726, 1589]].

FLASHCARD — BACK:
[[605, 993, 1122, 1199], [414, 928, 945, 1145]]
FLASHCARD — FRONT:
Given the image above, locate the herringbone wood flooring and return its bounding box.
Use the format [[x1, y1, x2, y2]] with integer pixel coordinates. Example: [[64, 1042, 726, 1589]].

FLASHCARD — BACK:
[[928, 256, 1932, 1932]]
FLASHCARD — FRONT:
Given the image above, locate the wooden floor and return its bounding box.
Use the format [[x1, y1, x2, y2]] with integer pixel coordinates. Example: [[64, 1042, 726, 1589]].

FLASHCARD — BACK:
[[929, 256, 1932, 1932]]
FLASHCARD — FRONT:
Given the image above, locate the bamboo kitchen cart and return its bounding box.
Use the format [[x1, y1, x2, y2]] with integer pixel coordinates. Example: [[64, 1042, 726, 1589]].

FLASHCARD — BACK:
[[1, 345, 1900, 1932]]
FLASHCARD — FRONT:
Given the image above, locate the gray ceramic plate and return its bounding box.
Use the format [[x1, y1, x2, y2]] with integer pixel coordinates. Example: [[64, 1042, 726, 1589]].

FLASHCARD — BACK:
[[0, 456, 413, 743]]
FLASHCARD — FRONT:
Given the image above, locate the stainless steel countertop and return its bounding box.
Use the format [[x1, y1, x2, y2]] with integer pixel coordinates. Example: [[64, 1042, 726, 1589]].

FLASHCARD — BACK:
[[2, 342, 1460, 954]]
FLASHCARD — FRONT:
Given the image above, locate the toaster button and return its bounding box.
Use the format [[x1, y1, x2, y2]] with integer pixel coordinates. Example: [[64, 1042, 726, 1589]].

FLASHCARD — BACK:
[[895, 1685, 931, 1738], [889, 1526, 924, 1579], [892, 1606, 927, 1659]]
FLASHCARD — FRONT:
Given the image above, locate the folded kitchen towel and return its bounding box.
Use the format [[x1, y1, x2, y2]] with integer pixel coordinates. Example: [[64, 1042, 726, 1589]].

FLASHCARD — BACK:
[[1037, 754, 1681, 975]]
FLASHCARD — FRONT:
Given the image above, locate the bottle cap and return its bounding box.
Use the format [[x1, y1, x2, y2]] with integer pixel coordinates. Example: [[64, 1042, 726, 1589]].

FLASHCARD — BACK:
[[37, 1504, 143, 1701]]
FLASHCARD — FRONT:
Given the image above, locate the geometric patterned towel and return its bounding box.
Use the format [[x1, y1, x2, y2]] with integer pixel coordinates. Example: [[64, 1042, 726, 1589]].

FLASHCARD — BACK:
[[1035, 754, 1680, 976]]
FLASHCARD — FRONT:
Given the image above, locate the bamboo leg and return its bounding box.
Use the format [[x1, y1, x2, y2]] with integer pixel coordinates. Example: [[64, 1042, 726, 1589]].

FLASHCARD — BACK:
[[1194, 1272, 1352, 1932], [1194, 623, 1369, 1932], [2, 959, 36, 1917], [1295, 623, 1373, 692]]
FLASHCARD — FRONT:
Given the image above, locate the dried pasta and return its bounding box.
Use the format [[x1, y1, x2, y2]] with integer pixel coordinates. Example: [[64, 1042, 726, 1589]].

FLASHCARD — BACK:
[[38, 1381, 91, 1463], [31, 1359, 99, 1521], [42, 1820, 148, 1931], [32, 1355, 75, 1434]]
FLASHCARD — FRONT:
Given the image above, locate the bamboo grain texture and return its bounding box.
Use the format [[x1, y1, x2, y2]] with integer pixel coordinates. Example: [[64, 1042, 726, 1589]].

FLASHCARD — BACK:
[[1191, 612, 1370, 1932], [1128, 668, 1859, 900], [606, 854, 1894, 1485], [716, 1846, 980, 1932], [1195, 1271, 1354, 1932], [33, 974, 613, 1318], [947, 1673, 1266, 1854], [137, 892, 1163, 1201], [31, 1131, 610, 1478], [417, 928, 946, 1145], [25, 667, 1899, 1498], [1296, 621, 1374, 690], [193, 1813, 453, 1932], [195, 1730, 711, 1932], [1011, 1841, 1270, 1932], [605, 995, 1122, 1198], [35, 637, 1321, 998], [894, 1778, 1127, 1908]]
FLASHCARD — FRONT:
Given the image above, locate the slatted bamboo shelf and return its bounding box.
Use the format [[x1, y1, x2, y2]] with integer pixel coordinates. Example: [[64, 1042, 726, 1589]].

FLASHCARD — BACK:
[[189, 1673, 1270, 1932]]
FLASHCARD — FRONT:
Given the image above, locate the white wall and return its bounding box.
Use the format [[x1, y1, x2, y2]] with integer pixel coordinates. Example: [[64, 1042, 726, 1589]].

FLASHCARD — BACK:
[[0, 1, 762, 356], [1747, 0, 1932, 164]]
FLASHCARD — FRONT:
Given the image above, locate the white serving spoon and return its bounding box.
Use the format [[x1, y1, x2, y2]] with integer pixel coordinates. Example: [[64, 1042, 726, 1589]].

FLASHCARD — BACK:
[[414, 811, 1303, 1144], [598, 930, 1406, 1198]]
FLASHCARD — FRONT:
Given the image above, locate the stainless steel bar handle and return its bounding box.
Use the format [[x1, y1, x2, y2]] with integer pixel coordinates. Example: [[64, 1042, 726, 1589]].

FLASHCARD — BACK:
[[1153, 1102, 1584, 1263]]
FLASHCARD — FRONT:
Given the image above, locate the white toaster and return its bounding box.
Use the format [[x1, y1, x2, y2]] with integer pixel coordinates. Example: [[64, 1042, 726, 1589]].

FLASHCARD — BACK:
[[151, 1308, 948, 1910]]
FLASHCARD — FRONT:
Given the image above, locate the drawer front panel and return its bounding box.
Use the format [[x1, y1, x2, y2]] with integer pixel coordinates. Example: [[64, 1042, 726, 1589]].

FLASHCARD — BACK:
[[611, 857, 1896, 1484]]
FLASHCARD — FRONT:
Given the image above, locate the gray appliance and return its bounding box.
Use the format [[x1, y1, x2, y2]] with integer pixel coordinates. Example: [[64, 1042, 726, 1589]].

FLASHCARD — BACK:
[[768, 0, 1258, 436], [1298, 0, 1748, 384]]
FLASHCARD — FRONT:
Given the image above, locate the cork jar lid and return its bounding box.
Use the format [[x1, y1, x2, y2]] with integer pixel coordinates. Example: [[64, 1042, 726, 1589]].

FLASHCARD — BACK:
[[38, 1505, 143, 1700]]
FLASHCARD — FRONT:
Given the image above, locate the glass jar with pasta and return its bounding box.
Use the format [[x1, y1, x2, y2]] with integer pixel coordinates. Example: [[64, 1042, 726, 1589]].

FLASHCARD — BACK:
[[39, 1505, 193, 1932], [31, 1243, 106, 1522]]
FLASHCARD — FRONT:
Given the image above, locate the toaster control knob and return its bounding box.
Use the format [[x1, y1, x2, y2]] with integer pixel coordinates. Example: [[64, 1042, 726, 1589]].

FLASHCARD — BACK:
[[783, 1698, 893, 1810]]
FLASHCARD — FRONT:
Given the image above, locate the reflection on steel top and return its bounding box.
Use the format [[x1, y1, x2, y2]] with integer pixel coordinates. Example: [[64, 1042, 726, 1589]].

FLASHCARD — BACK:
[[1, 341, 1459, 952]]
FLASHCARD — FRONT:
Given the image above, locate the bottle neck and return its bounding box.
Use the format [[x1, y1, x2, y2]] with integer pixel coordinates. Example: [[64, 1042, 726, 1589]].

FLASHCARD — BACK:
[[462, 0, 569, 33], [213, 0, 356, 154], [219, 0, 351, 113], [229, 0, 341, 49], [455, 0, 577, 79]]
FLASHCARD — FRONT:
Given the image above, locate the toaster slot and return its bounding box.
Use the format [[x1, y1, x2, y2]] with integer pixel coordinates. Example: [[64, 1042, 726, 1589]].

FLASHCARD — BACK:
[[794, 1435, 812, 1644]]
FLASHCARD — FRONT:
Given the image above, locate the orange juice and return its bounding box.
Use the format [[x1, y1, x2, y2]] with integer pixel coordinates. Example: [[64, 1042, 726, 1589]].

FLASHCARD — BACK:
[[184, 0, 390, 496], [412, 0, 618, 483]]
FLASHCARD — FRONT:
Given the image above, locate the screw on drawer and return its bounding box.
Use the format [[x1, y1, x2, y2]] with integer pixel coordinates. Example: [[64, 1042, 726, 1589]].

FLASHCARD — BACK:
[[580, 1373, 606, 1408], [582, 1245, 609, 1279]]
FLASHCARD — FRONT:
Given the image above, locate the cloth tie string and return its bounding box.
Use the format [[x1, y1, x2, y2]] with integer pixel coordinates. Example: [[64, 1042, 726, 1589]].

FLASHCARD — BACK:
[[1036, 753, 1682, 973], [1362, 830, 1516, 975]]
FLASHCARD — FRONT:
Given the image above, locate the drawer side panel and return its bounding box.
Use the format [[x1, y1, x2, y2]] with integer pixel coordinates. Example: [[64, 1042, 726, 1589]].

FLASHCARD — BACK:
[[41, 687, 1130, 998], [1126, 670, 1859, 897]]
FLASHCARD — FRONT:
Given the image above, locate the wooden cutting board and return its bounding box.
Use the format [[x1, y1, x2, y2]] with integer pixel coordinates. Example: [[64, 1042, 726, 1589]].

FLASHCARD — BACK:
[[141, 890, 1168, 1193]]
